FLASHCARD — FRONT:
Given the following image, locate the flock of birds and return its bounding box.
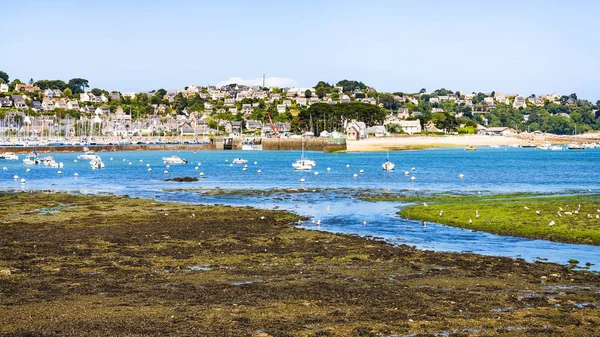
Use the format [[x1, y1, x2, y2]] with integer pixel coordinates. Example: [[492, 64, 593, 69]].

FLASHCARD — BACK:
[[435, 201, 599, 227]]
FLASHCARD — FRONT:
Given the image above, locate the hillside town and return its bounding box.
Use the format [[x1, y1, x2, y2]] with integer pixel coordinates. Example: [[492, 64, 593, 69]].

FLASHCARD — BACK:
[[0, 73, 599, 142]]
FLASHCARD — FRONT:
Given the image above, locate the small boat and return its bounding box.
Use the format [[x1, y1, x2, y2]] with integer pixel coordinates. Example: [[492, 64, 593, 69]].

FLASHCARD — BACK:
[[536, 143, 551, 150], [292, 159, 313, 171], [489, 144, 500, 148], [0, 152, 18, 160], [549, 145, 563, 151], [90, 156, 105, 169], [567, 143, 585, 150], [162, 155, 188, 164], [465, 146, 477, 151], [232, 158, 248, 164], [241, 139, 263, 151], [382, 147, 395, 171], [23, 154, 41, 165], [522, 143, 536, 148], [42, 156, 64, 168], [293, 138, 316, 170], [78, 151, 97, 160]]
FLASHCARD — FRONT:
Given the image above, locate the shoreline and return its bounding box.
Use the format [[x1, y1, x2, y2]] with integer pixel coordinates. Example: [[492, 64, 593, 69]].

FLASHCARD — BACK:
[[1, 133, 599, 153], [1, 192, 600, 336]]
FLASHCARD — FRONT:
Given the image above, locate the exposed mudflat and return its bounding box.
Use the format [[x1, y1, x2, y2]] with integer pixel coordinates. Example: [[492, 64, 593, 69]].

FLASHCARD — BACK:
[[1, 192, 599, 336]]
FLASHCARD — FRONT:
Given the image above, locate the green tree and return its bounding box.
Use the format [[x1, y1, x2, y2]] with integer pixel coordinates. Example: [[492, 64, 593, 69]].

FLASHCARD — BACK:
[[0, 71, 8, 84], [155, 89, 167, 98], [172, 93, 188, 113], [304, 89, 312, 98], [63, 88, 72, 97], [379, 93, 396, 110], [10, 79, 22, 91], [315, 86, 327, 99], [68, 78, 89, 94], [419, 88, 426, 94], [91, 88, 103, 96]]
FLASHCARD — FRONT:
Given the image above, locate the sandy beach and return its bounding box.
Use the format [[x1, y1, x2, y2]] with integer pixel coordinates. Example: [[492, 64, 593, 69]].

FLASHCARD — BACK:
[[346, 135, 531, 152]]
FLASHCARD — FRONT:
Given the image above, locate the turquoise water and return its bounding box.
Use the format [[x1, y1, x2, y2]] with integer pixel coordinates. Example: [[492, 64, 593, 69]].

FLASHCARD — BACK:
[[1, 147, 599, 270]]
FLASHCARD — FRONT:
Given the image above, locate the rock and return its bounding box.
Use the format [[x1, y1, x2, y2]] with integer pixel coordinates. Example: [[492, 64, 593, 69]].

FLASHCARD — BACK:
[[0, 269, 11, 276], [164, 176, 199, 182]]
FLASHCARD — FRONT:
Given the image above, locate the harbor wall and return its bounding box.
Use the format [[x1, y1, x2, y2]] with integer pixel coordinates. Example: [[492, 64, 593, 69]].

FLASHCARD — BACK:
[[0, 138, 347, 153]]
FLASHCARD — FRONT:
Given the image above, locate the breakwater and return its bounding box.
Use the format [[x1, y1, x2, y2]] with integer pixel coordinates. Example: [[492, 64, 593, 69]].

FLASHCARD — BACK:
[[0, 137, 347, 153]]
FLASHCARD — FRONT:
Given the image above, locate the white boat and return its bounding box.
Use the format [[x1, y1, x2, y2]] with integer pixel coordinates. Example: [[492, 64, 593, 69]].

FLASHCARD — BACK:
[[292, 159, 313, 171], [232, 158, 248, 164], [382, 161, 395, 171], [0, 152, 18, 160], [23, 154, 40, 165], [241, 139, 263, 151], [536, 143, 551, 150], [549, 145, 563, 151], [78, 151, 97, 160], [42, 156, 64, 168], [90, 156, 105, 169], [382, 148, 395, 171], [293, 138, 316, 170], [162, 156, 188, 164], [567, 143, 585, 150], [489, 144, 500, 148]]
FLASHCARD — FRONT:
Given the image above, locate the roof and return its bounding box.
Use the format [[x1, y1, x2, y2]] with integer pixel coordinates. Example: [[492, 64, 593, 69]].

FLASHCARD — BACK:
[[398, 120, 421, 127], [486, 127, 509, 132]]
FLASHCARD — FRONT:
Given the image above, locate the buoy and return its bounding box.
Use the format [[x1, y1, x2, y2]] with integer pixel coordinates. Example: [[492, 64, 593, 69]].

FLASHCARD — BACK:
[[257, 170, 262, 174], [459, 174, 464, 179], [200, 172, 204, 177], [13, 175, 18, 180], [123, 159, 126, 161], [346, 164, 350, 168], [166, 165, 170, 169], [195, 166, 199, 170], [229, 164, 233, 167], [327, 167, 331, 172], [225, 159, 229, 162], [300, 178, 305, 183], [254, 161, 258, 165], [74, 159, 78, 163], [129, 162, 132, 166], [164, 170, 168, 175], [57, 171, 62, 175], [244, 164, 248, 168], [74, 173, 79, 177], [243, 167, 247, 171], [404, 171, 409, 176], [20, 178, 25, 184], [411, 168, 416, 171], [110, 158, 113, 161], [140, 159, 143, 162], [411, 176, 416, 181], [359, 169, 364, 174], [148, 168, 152, 172], [353, 173, 358, 178], [314, 172, 319, 176], [26, 169, 30, 172], [146, 163, 150, 167]]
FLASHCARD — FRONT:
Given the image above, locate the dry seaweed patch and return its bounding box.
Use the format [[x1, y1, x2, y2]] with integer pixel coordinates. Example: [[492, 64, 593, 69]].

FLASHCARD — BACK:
[[1, 193, 600, 336]]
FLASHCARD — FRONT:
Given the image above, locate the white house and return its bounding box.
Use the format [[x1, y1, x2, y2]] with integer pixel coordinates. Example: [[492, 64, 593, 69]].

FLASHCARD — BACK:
[[277, 104, 286, 113], [512, 95, 526, 109], [0, 83, 8, 93], [345, 121, 367, 140], [398, 120, 422, 135], [340, 95, 351, 103]]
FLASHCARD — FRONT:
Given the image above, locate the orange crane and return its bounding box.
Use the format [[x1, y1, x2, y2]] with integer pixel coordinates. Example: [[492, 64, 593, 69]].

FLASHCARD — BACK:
[[265, 112, 280, 138]]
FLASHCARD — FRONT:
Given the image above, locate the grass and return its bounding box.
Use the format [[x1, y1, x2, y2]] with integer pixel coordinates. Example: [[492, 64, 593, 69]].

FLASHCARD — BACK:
[[361, 191, 548, 203], [1, 192, 600, 336], [400, 194, 600, 245]]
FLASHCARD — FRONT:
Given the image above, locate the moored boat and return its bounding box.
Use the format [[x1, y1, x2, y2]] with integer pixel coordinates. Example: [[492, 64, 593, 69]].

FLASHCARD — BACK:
[[465, 146, 477, 151], [232, 158, 248, 164], [162, 156, 188, 164], [78, 151, 97, 160], [23, 154, 40, 165], [0, 152, 19, 160], [567, 143, 585, 150], [42, 156, 64, 168], [90, 156, 105, 169]]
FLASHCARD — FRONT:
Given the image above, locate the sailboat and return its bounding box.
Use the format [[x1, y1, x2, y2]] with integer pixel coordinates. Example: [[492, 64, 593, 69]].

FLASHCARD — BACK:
[[292, 137, 315, 170], [382, 147, 395, 171]]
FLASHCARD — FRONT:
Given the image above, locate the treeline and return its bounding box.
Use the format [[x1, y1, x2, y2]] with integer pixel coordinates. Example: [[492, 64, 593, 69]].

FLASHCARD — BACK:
[[299, 102, 386, 134]]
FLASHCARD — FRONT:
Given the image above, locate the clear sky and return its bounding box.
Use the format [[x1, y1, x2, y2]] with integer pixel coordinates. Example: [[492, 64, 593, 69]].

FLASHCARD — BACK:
[[2, 0, 599, 100]]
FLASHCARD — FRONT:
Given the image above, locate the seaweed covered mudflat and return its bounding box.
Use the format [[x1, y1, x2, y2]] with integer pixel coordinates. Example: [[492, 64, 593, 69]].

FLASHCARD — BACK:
[[1, 192, 600, 336]]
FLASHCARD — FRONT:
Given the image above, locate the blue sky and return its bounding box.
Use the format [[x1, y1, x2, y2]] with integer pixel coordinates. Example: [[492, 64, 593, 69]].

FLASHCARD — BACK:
[[1, 0, 599, 100]]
